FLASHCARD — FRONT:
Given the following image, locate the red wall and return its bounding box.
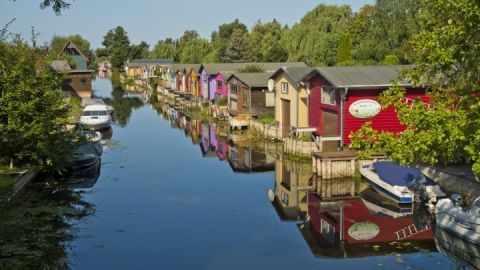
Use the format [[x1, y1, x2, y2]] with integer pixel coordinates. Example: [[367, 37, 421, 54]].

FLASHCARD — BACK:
[[308, 76, 341, 135], [343, 88, 427, 144]]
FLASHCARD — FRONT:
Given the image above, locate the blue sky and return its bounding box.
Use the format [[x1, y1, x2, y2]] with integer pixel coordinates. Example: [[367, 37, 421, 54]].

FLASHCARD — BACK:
[[1, 0, 373, 49]]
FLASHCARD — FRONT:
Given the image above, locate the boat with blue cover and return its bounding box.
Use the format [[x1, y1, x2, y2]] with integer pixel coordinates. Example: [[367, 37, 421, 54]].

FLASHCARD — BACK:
[[359, 161, 444, 204]]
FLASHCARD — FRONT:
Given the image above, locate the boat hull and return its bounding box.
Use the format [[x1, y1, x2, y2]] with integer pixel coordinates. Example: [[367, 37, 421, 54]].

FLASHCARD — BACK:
[[79, 120, 111, 131], [360, 166, 413, 204], [435, 200, 480, 245]]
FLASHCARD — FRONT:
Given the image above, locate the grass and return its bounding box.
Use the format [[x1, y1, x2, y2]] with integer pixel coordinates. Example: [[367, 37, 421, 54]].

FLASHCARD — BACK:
[[256, 114, 275, 125], [217, 98, 228, 107], [296, 135, 313, 142]]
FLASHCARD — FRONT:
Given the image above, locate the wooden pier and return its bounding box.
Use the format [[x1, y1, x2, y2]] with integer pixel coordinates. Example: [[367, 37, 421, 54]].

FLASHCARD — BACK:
[[312, 151, 385, 179]]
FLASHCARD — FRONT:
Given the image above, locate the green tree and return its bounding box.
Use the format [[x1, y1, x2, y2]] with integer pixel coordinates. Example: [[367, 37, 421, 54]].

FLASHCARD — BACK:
[[237, 64, 265, 73], [211, 19, 248, 62], [283, 4, 352, 66], [350, 0, 480, 176], [383, 55, 400, 65], [129, 41, 149, 60], [249, 19, 287, 62], [179, 38, 210, 64], [0, 39, 75, 170], [10, 0, 72, 15], [221, 29, 253, 63], [101, 26, 131, 68], [337, 32, 352, 65], [151, 38, 177, 60]]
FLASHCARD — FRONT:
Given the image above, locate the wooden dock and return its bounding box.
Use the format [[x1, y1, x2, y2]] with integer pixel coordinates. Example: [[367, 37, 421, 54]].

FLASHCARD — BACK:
[[312, 151, 385, 179]]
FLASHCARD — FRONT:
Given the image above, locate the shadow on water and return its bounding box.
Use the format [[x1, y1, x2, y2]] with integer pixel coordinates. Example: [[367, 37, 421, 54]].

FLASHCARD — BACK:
[[0, 178, 96, 269]]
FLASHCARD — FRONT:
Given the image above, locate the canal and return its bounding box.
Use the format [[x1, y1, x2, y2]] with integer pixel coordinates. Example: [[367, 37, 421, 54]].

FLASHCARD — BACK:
[[0, 77, 476, 270]]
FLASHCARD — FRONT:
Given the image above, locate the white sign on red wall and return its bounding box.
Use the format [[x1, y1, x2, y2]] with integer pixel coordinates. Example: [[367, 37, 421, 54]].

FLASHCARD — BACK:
[[349, 99, 382, 119]]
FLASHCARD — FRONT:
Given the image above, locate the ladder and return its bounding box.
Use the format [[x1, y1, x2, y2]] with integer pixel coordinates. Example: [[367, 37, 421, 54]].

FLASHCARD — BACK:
[[400, 97, 431, 110], [394, 223, 430, 240]]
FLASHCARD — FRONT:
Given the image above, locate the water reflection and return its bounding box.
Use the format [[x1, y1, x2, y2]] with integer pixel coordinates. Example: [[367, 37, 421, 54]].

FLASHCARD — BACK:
[[270, 160, 311, 221], [0, 182, 95, 269], [300, 189, 437, 258], [435, 226, 480, 269]]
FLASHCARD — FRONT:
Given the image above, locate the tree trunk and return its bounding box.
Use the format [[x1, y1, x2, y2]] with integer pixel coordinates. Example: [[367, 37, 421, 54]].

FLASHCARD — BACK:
[[9, 158, 14, 170]]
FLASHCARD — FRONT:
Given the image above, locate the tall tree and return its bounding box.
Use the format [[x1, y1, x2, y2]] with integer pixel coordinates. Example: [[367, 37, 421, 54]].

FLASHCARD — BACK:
[[221, 29, 253, 63], [129, 41, 149, 60], [211, 19, 248, 63], [351, 0, 480, 176], [101, 26, 131, 68], [283, 4, 352, 66], [179, 38, 210, 64], [250, 19, 288, 62], [151, 39, 177, 60], [337, 32, 352, 65], [0, 39, 75, 170]]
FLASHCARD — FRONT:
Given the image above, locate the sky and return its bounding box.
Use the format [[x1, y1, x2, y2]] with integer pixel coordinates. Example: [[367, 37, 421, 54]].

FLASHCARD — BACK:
[[0, 0, 374, 49]]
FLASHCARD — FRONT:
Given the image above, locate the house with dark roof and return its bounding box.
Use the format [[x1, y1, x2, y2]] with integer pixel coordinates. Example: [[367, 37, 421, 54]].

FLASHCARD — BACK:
[[124, 59, 173, 79], [269, 67, 315, 138], [50, 60, 94, 99], [302, 65, 427, 150], [61, 40, 89, 70], [226, 72, 274, 116]]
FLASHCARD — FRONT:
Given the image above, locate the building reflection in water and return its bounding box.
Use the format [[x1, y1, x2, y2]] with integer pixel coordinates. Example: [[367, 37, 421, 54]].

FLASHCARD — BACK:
[[298, 184, 437, 258], [227, 141, 275, 173]]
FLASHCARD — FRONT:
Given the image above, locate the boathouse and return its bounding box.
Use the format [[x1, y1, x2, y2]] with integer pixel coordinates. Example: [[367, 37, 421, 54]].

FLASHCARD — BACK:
[[50, 60, 94, 99], [269, 67, 315, 138], [124, 59, 173, 79], [226, 72, 275, 116], [61, 40, 89, 70], [303, 65, 426, 149]]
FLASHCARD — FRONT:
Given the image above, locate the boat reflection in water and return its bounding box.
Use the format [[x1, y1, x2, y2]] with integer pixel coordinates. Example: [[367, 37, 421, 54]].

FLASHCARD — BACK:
[[435, 225, 480, 270], [297, 178, 436, 258], [65, 162, 101, 189], [227, 141, 275, 174]]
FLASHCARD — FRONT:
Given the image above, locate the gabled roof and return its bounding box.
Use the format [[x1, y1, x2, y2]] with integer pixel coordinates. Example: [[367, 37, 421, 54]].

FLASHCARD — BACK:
[[127, 59, 174, 67], [199, 62, 307, 76], [50, 60, 71, 73], [304, 65, 414, 89], [171, 64, 201, 74], [269, 66, 315, 84], [61, 40, 89, 62], [226, 72, 274, 88]]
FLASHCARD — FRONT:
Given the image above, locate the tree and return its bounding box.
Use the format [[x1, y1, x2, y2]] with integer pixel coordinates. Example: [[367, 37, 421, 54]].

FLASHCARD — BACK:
[[211, 19, 248, 62], [151, 39, 177, 60], [129, 41, 149, 60], [283, 4, 352, 66], [221, 29, 253, 63], [337, 32, 352, 65], [350, 0, 480, 176], [101, 26, 131, 68], [249, 19, 287, 62], [0, 38, 75, 170], [237, 64, 265, 73], [383, 55, 399, 65], [179, 38, 210, 64]]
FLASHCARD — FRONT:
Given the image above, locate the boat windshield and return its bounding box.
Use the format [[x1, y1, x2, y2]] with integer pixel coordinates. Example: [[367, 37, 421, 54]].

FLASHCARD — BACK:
[[83, 110, 108, 116]]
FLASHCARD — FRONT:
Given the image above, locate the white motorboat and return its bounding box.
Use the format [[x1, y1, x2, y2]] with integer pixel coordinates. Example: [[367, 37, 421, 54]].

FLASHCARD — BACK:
[[435, 195, 480, 245], [360, 161, 445, 204], [79, 104, 112, 131]]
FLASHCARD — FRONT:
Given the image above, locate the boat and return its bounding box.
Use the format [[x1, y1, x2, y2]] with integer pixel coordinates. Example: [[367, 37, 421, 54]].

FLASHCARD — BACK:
[[78, 130, 103, 156], [65, 142, 100, 176], [359, 161, 444, 204], [79, 104, 112, 131], [435, 194, 480, 245]]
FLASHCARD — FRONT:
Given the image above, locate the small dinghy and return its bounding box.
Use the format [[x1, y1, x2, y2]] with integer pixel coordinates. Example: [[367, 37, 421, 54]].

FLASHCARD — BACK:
[[360, 161, 445, 204], [435, 194, 480, 245]]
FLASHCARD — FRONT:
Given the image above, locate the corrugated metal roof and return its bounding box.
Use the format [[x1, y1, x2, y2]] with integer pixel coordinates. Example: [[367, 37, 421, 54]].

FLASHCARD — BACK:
[[50, 60, 71, 72], [269, 67, 315, 83], [227, 72, 274, 88], [200, 62, 307, 75], [314, 65, 413, 89], [128, 59, 174, 66]]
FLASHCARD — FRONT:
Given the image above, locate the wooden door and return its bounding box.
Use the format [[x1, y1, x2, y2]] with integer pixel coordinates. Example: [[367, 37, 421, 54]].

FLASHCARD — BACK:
[[282, 99, 291, 138]]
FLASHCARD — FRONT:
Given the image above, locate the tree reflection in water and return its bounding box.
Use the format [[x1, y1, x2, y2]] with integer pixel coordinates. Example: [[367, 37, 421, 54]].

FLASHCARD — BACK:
[[0, 181, 95, 269]]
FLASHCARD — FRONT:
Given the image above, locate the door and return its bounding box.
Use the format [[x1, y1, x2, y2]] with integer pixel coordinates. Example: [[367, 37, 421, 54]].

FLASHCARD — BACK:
[[282, 99, 291, 138]]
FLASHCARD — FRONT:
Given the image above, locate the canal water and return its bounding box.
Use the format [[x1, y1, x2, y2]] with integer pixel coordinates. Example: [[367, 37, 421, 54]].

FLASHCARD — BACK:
[[0, 77, 476, 270]]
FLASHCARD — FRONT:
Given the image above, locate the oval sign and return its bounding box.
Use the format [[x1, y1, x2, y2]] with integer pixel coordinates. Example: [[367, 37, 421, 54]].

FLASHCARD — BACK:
[[348, 221, 380, 240], [349, 99, 381, 119]]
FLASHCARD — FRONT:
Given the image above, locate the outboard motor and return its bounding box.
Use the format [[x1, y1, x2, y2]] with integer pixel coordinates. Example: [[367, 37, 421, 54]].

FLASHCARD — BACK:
[[450, 194, 463, 206]]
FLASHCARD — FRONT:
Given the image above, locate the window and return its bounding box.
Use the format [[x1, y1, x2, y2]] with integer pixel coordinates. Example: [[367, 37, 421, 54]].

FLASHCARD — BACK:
[[281, 82, 288, 94], [217, 81, 223, 89], [80, 78, 88, 85], [321, 86, 336, 105], [243, 88, 249, 107], [230, 83, 238, 94]]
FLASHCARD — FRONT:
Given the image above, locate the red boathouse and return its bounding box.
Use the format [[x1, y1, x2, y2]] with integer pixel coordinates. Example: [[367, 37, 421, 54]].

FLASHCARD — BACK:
[[303, 65, 428, 150]]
